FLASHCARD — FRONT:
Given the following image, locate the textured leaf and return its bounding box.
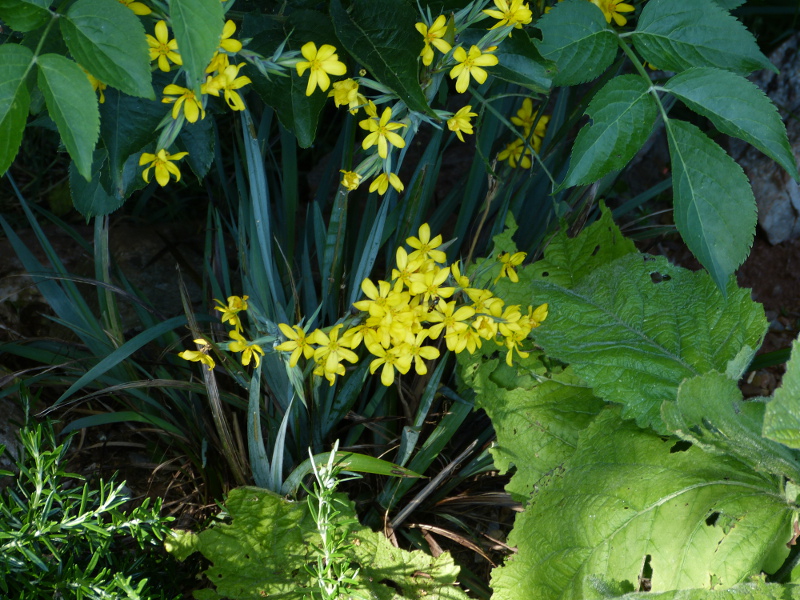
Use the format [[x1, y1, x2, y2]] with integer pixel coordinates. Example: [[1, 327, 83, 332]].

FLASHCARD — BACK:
[[168, 487, 470, 600], [60, 0, 154, 99], [490, 30, 555, 94], [0, 44, 34, 176], [535, 0, 618, 86], [69, 149, 125, 218], [330, 0, 434, 116], [0, 0, 50, 32], [588, 582, 800, 600], [177, 115, 214, 180], [713, 0, 746, 8], [37, 53, 99, 181], [667, 119, 757, 290], [563, 75, 657, 187], [632, 0, 774, 75], [492, 408, 794, 600], [663, 68, 797, 181], [168, 0, 224, 91], [764, 337, 800, 449], [530, 252, 767, 432]]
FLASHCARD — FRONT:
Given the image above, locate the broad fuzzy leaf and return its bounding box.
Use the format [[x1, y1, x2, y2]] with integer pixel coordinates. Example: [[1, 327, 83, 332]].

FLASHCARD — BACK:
[[168, 0, 224, 92], [667, 119, 757, 290], [490, 30, 555, 94], [0, 0, 50, 32], [0, 44, 34, 176], [564, 75, 658, 187], [37, 53, 100, 181], [167, 487, 470, 600], [763, 337, 800, 449], [588, 582, 800, 600], [60, 0, 154, 99], [535, 0, 618, 86], [530, 252, 767, 432], [492, 408, 794, 600], [632, 0, 774, 75], [330, 0, 434, 116], [663, 68, 798, 181]]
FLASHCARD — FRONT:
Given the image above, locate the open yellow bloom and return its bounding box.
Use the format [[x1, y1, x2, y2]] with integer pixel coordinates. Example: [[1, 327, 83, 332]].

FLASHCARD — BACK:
[[340, 170, 362, 190], [368, 343, 412, 386], [146, 21, 182, 72], [229, 331, 265, 367], [118, 0, 150, 15], [447, 105, 478, 142], [449, 45, 499, 94], [276, 323, 316, 367], [204, 63, 251, 111], [497, 138, 532, 169], [369, 172, 404, 196], [329, 79, 366, 114], [511, 98, 550, 152], [360, 106, 407, 159], [415, 14, 452, 66], [496, 251, 527, 283], [214, 295, 248, 332], [178, 339, 215, 370], [162, 84, 205, 123], [483, 0, 533, 29], [296, 42, 347, 96], [590, 0, 635, 26], [310, 325, 359, 386], [219, 20, 243, 53], [139, 149, 189, 187], [406, 224, 447, 264]]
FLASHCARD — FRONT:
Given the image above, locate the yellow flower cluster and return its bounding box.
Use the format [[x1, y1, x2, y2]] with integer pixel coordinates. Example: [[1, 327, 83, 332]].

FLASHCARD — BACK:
[[498, 98, 550, 169]]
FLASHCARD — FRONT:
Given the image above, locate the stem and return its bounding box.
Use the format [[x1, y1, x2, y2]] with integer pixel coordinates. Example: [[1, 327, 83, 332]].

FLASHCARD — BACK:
[[617, 35, 672, 128]]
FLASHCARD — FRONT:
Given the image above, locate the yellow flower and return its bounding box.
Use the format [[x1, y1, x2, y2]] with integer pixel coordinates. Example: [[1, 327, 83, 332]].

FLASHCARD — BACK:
[[118, 0, 150, 15], [408, 266, 454, 304], [426, 300, 474, 351], [310, 325, 359, 386], [496, 251, 526, 283], [415, 14, 452, 66], [204, 63, 251, 111], [369, 172, 404, 196], [403, 331, 440, 376], [360, 106, 407, 159], [162, 84, 205, 123], [146, 21, 182, 72], [219, 20, 243, 53], [213, 295, 248, 332], [449, 45, 499, 94], [368, 343, 413, 386], [229, 330, 265, 367], [406, 223, 447, 264], [178, 338, 215, 370], [497, 138, 532, 169], [206, 51, 230, 74], [329, 79, 366, 114], [590, 0, 635, 26], [483, 0, 533, 30], [511, 98, 550, 152], [391, 247, 424, 289], [340, 170, 362, 190], [447, 105, 478, 142], [275, 323, 316, 367], [139, 149, 189, 187], [296, 42, 347, 96]]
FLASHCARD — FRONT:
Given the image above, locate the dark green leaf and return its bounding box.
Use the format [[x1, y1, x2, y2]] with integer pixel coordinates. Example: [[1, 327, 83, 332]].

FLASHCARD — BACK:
[[69, 149, 126, 218], [763, 337, 800, 450], [168, 0, 224, 91], [713, 0, 746, 7], [37, 53, 100, 181], [667, 119, 757, 290], [330, 0, 434, 116], [632, 0, 775, 75], [478, 29, 554, 94], [535, 0, 618, 86], [60, 0, 154, 99], [663, 67, 797, 181], [0, 0, 50, 32], [177, 115, 214, 180], [563, 75, 657, 187], [0, 44, 34, 175]]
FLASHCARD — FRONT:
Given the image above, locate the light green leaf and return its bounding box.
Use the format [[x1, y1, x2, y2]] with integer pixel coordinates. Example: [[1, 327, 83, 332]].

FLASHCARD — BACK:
[[663, 68, 797, 181], [535, 0, 618, 86], [764, 337, 800, 449], [667, 119, 757, 290], [631, 0, 775, 75], [0, 0, 51, 32], [490, 30, 555, 94], [168, 487, 470, 600], [530, 252, 767, 431], [69, 150, 126, 218], [168, 0, 223, 92], [588, 582, 800, 600], [492, 408, 794, 600], [330, 0, 434, 117], [37, 53, 100, 181], [563, 75, 658, 187], [0, 44, 34, 176], [60, 0, 154, 99]]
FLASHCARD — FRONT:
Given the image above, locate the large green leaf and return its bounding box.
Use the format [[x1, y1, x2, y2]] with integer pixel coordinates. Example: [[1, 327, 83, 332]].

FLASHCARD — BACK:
[[167, 487, 470, 600], [0, 44, 34, 176], [631, 0, 774, 75], [662, 68, 797, 181], [168, 0, 223, 92], [763, 337, 800, 450], [563, 75, 657, 187], [487, 29, 554, 94], [177, 115, 214, 180], [0, 0, 50, 32], [330, 0, 433, 117], [60, 0, 154, 99], [587, 582, 800, 600], [667, 119, 757, 290], [69, 149, 126, 218], [36, 53, 100, 181], [530, 252, 767, 432], [535, 0, 618, 86], [492, 408, 795, 600]]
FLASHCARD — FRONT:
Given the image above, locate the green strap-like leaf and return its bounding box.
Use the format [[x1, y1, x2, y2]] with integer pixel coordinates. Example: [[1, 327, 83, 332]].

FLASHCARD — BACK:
[[667, 119, 757, 290], [663, 67, 798, 181], [763, 337, 800, 449], [168, 0, 223, 92], [37, 53, 100, 181], [563, 75, 657, 187], [631, 0, 774, 75], [0, 0, 51, 32], [535, 0, 618, 86], [60, 0, 154, 99], [0, 44, 34, 176], [330, 0, 434, 117]]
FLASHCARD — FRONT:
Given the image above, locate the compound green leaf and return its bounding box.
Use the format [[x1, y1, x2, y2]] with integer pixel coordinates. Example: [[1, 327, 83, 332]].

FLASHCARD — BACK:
[[37, 53, 99, 181], [663, 68, 797, 181], [667, 119, 757, 290], [330, 0, 434, 117], [563, 75, 657, 187], [631, 0, 774, 75], [763, 337, 800, 450], [0, 44, 34, 176], [535, 0, 618, 86], [492, 408, 794, 600], [60, 0, 154, 99], [530, 252, 767, 432], [168, 0, 224, 92], [490, 30, 555, 94], [0, 0, 51, 32]]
